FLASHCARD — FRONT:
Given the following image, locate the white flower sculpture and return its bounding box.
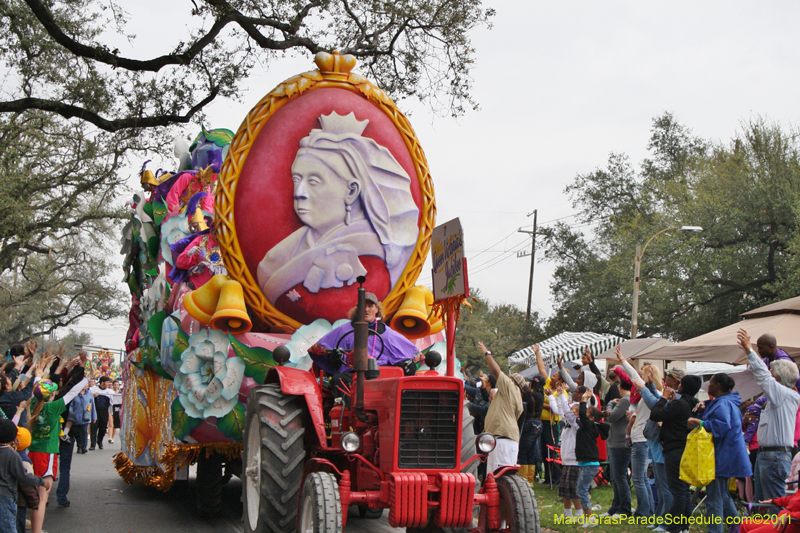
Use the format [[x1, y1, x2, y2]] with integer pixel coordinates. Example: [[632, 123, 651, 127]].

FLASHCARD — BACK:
[[159, 214, 191, 266], [284, 318, 349, 371], [174, 329, 245, 419], [140, 263, 168, 317]]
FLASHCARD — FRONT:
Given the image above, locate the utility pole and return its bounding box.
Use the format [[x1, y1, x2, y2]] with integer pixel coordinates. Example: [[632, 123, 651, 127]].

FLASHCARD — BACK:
[[517, 209, 538, 322]]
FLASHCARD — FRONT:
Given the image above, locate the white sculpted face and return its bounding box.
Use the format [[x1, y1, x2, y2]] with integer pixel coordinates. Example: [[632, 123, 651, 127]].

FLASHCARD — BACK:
[[256, 111, 420, 304], [291, 155, 357, 238]]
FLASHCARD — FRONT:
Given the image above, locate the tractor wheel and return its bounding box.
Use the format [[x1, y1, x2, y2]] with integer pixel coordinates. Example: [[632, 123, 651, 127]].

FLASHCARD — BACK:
[[243, 384, 307, 533], [496, 475, 540, 533], [196, 451, 225, 517], [407, 402, 478, 533], [297, 472, 342, 533]]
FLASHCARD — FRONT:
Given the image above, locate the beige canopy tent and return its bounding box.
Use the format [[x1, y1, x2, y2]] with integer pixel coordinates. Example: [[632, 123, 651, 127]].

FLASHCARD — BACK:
[[595, 338, 672, 359], [632, 295, 800, 365]]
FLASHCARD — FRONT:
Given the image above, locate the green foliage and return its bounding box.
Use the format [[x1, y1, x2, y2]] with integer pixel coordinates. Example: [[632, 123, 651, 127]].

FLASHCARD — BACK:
[[0, 0, 495, 343], [228, 333, 277, 383], [0, 109, 127, 344], [36, 329, 93, 360], [542, 113, 800, 341], [0, 0, 493, 126], [454, 289, 544, 374], [171, 398, 201, 440], [217, 402, 246, 441]]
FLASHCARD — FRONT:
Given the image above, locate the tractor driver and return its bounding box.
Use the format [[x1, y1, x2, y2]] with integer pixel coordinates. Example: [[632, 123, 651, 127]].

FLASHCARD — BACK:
[[307, 292, 421, 403]]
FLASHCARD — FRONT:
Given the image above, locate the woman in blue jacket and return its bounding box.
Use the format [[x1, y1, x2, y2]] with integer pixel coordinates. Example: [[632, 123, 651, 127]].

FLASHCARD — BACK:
[[688, 373, 752, 533]]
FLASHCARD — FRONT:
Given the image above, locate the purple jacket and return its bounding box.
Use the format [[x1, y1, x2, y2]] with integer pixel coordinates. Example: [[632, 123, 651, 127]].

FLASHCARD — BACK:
[[743, 396, 767, 445], [763, 349, 800, 390], [310, 321, 419, 374]]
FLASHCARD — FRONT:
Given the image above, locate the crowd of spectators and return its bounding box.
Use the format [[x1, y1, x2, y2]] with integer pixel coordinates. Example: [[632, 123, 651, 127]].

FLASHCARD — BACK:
[[464, 329, 800, 532], [0, 341, 123, 532]]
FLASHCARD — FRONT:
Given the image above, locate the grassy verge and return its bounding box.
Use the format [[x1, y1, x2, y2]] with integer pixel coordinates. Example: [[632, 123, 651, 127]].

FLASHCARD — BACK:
[[532, 483, 713, 533]]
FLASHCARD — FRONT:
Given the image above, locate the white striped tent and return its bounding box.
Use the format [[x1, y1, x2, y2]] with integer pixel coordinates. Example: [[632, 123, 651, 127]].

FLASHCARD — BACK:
[[509, 331, 625, 369]]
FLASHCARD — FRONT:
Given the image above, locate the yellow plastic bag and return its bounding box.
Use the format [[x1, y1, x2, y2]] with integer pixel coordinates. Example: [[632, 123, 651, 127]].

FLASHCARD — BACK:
[[680, 425, 715, 487]]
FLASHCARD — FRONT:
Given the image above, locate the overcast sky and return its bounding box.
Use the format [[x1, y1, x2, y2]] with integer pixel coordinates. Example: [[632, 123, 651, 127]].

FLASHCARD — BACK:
[[76, 1, 800, 350]]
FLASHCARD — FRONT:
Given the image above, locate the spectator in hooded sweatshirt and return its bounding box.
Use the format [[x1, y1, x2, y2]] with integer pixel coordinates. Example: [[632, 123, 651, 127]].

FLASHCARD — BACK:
[[532, 344, 567, 485], [738, 329, 800, 503], [600, 370, 632, 519], [548, 382, 582, 521], [688, 373, 752, 533], [650, 372, 703, 533], [575, 388, 610, 528]]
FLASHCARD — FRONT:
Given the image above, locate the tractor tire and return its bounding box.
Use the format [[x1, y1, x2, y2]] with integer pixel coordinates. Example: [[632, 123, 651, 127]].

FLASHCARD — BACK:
[[407, 402, 478, 533], [496, 475, 540, 533], [243, 384, 307, 533], [297, 472, 342, 533], [196, 451, 225, 517]]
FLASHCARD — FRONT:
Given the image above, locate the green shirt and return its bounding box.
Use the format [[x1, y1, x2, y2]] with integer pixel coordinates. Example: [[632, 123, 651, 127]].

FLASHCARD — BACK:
[[28, 398, 66, 454]]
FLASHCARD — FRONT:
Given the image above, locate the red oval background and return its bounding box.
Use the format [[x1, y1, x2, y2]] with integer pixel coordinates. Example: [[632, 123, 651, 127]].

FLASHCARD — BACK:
[[234, 87, 423, 324]]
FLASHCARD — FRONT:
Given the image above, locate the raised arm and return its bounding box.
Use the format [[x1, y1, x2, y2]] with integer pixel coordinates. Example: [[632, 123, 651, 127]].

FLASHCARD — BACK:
[[739, 329, 792, 404], [607, 397, 629, 423], [60, 377, 90, 406], [557, 390, 577, 425], [554, 355, 575, 391], [585, 347, 609, 395], [478, 342, 502, 379], [533, 344, 547, 378]]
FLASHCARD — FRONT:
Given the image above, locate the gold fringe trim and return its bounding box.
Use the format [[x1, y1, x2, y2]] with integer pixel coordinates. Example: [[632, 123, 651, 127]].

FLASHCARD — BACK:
[[113, 442, 243, 492], [431, 295, 469, 328]]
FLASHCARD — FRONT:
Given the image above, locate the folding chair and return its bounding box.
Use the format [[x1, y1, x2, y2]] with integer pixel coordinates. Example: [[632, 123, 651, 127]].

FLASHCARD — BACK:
[[545, 444, 562, 491]]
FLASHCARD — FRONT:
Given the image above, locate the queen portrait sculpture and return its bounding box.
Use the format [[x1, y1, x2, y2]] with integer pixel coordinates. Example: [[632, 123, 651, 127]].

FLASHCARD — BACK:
[[256, 111, 420, 304]]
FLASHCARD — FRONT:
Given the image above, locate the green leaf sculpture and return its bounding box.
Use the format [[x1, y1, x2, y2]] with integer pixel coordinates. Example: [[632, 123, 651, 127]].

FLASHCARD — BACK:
[[171, 316, 189, 362], [172, 398, 201, 440], [217, 402, 246, 441], [228, 333, 277, 383], [152, 200, 167, 227], [148, 310, 167, 348]]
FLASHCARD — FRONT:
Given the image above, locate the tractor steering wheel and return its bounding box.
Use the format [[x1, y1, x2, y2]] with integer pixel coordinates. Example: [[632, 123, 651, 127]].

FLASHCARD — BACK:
[[335, 327, 385, 360]]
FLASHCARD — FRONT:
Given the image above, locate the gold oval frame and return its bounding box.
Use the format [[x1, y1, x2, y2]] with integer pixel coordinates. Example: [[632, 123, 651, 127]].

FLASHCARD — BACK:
[[216, 56, 436, 333]]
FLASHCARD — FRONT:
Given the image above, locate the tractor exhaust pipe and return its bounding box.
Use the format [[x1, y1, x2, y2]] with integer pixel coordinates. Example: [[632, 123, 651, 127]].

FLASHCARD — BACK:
[[353, 277, 368, 422]]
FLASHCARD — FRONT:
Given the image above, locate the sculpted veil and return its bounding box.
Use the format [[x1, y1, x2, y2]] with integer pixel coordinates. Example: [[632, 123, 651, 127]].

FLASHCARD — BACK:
[[257, 112, 420, 303]]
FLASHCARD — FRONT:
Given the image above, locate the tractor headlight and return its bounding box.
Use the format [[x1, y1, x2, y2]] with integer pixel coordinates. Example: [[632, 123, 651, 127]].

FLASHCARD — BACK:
[[475, 433, 496, 454], [340, 432, 361, 453]]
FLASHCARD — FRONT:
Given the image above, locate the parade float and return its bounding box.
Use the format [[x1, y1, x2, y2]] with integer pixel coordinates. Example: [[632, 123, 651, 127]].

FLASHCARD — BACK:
[[116, 52, 539, 532]]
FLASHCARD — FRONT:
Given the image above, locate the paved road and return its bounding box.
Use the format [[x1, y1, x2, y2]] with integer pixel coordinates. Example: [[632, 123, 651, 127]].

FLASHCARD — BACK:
[[43, 444, 397, 533]]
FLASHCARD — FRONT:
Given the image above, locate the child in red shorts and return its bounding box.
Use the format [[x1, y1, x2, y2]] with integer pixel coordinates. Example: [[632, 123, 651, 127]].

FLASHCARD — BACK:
[[27, 375, 88, 533]]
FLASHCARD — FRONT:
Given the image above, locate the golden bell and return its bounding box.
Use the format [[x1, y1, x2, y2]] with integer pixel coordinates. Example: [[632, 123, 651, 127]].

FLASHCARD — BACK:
[[210, 280, 252, 334], [390, 286, 434, 339], [183, 274, 228, 324]]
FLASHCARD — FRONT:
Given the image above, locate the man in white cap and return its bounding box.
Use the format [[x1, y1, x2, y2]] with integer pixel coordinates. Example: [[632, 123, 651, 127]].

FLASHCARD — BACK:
[[478, 341, 525, 474]]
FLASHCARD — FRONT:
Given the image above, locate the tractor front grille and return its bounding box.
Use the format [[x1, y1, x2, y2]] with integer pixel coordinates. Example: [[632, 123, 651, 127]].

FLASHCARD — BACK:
[[398, 390, 459, 469]]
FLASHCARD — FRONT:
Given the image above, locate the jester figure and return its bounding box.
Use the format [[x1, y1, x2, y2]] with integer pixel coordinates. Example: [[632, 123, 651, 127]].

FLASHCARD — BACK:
[[165, 126, 234, 214]]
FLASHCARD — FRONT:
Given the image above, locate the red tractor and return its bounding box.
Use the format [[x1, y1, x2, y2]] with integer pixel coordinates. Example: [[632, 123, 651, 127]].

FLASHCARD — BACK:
[[241, 285, 540, 533]]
